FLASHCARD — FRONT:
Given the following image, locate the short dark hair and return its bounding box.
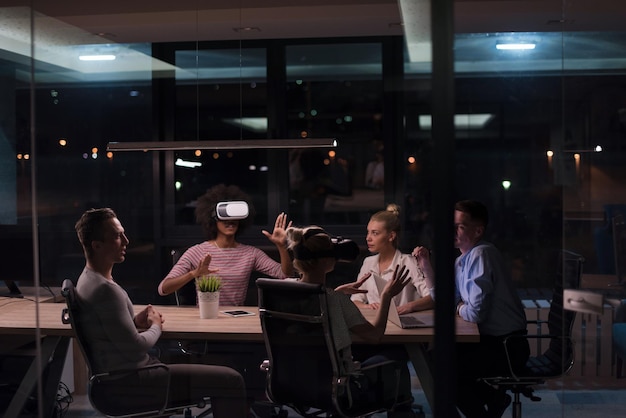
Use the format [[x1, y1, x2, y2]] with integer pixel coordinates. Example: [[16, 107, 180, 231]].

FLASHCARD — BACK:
[[455, 200, 489, 228], [194, 184, 255, 240], [75, 208, 117, 256]]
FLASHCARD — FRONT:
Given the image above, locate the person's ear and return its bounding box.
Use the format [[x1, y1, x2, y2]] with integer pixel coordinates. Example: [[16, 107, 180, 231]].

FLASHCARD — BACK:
[[474, 224, 485, 239], [91, 240, 102, 252], [389, 231, 396, 243]]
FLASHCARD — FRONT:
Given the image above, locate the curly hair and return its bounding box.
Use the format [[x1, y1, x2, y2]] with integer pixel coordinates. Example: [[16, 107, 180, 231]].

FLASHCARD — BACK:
[[195, 184, 256, 240]]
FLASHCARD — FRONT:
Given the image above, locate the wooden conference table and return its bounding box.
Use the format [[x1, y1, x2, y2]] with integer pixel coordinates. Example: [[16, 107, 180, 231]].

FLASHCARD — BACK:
[[0, 301, 479, 416]]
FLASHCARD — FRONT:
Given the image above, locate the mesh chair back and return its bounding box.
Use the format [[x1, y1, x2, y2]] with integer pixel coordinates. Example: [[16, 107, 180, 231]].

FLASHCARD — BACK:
[[613, 214, 626, 284], [171, 248, 197, 306], [61, 279, 97, 376], [614, 300, 626, 378], [257, 278, 336, 412], [527, 250, 583, 376], [257, 278, 402, 417]]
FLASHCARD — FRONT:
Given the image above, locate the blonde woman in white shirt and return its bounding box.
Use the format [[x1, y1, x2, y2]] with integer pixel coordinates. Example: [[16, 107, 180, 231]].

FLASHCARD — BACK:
[[349, 205, 434, 315]]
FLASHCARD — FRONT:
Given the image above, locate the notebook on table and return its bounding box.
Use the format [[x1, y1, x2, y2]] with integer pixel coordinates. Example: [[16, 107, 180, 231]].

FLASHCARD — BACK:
[[372, 272, 433, 329]]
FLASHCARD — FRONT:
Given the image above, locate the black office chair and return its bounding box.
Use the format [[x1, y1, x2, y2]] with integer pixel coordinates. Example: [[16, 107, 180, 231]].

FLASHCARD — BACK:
[[482, 250, 584, 418], [61, 279, 209, 417], [257, 278, 408, 418], [168, 248, 211, 357], [613, 299, 626, 378], [610, 214, 626, 291]]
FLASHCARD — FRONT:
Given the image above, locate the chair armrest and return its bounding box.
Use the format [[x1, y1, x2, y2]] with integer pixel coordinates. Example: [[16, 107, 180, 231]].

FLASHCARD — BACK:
[[91, 363, 172, 413], [93, 362, 170, 380]]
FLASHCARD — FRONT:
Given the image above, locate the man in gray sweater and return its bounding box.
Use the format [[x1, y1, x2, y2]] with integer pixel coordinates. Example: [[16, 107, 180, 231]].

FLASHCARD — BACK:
[[74, 207, 247, 417]]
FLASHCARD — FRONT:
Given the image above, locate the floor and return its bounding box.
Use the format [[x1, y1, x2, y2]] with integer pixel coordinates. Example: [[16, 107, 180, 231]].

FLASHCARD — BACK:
[[55, 365, 626, 418], [58, 388, 626, 418]]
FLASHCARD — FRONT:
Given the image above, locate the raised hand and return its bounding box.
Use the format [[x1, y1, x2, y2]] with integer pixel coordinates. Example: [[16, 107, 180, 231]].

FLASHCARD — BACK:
[[412, 246, 431, 270], [335, 272, 371, 295], [382, 264, 411, 299], [262, 212, 292, 247], [193, 253, 219, 278]]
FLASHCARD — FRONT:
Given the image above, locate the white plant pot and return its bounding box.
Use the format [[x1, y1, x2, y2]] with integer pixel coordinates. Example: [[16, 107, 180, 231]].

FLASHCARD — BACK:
[[197, 291, 220, 319]]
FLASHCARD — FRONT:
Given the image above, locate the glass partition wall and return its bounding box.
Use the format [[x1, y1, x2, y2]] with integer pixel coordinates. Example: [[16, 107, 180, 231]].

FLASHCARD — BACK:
[[1, 0, 625, 416]]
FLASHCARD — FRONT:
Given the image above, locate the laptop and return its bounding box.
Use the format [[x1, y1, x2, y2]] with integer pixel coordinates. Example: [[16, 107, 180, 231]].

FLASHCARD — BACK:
[[372, 272, 433, 329]]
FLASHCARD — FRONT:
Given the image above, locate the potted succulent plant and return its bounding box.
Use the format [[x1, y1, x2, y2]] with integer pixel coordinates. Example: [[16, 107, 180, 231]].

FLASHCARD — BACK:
[[196, 275, 222, 293], [196, 275, 221, 318]]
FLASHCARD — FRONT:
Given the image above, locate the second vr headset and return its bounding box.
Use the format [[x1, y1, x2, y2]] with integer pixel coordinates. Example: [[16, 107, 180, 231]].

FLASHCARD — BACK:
[[293, 228, 360, 262]]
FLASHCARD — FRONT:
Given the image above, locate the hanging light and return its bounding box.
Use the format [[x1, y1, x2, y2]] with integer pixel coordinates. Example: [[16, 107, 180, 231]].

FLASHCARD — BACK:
[[107, 138, 337, 151]]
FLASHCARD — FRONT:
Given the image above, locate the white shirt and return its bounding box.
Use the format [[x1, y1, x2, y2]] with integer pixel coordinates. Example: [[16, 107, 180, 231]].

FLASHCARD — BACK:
[[351, 250, 429, 307]]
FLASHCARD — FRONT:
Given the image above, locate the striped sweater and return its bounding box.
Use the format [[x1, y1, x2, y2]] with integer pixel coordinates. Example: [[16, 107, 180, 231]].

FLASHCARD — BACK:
[[164, 241, 286, 306]]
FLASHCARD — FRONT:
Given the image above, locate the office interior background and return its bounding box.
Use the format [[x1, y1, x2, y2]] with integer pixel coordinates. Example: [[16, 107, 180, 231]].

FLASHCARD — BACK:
[[1, 0, 625, 416]]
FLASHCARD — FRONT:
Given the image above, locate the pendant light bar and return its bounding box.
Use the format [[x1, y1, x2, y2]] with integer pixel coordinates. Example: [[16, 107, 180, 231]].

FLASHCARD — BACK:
[[107, 138, 337, 151]]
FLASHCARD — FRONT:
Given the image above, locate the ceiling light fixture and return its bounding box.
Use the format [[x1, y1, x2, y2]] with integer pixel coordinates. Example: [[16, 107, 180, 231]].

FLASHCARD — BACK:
[[419, 114, 494, 130], [223, 117, 267, 133], [79, 54, 116, 61], [496, 43, 536, 51], [562, 145, 603, 153], [233, 27, 261, 33], [175, 158, 202, 168], [107, 138, 338, 152]]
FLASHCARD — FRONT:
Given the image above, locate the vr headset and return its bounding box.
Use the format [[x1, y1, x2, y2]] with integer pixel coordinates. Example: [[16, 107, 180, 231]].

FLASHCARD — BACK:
[[213, 201, 249, 220], [293, 228, 360, 262]]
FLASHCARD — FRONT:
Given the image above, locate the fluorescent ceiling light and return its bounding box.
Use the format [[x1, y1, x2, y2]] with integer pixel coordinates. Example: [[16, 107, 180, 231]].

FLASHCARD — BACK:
[[223, 117, 267, 133], [496, 43, 536, 50], [419, 114, 494, 130], [107, 138, 338, 151], [79, 54, 116, 61], [175, 158, 202, 168], [0, 7, 178, 82]]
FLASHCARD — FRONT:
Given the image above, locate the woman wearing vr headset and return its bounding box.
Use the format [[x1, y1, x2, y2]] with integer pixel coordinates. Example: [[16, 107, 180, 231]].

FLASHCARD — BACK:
[[158, 184, 294, 306], [287, 225, 419, 417], [348, 204, 434, 314]]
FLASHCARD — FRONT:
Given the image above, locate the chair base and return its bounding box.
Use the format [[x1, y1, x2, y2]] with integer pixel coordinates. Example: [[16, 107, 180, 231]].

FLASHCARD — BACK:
[[486, 383, 542, 418]]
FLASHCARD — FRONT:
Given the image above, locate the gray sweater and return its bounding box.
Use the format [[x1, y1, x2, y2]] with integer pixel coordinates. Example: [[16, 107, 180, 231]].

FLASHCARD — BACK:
[[76, 267, 161, 373]]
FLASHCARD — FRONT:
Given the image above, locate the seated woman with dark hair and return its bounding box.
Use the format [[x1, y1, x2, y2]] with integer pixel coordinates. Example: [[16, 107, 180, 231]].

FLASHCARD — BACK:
[[158, 183, 294, 306], [286, 225, 419, 417]]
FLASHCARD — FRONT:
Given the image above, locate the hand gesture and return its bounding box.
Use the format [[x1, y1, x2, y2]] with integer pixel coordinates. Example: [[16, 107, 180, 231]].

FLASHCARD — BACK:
[[262, 212, 292, 247], [335, 272, 371, 295], [412, 246, 431, 270], [193, 253, 219, 278], [381, 264, 411, 299]]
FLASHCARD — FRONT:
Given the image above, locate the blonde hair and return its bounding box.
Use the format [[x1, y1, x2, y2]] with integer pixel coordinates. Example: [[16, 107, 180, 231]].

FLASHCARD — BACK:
[[286, 226, 333, 273], [369, 204, 402, 248]]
